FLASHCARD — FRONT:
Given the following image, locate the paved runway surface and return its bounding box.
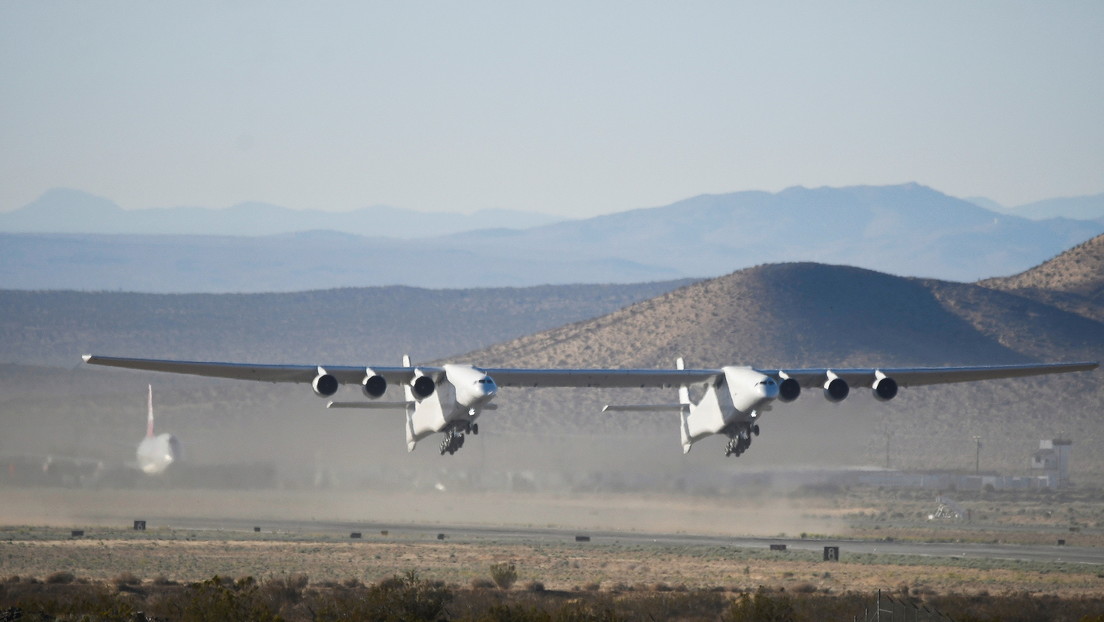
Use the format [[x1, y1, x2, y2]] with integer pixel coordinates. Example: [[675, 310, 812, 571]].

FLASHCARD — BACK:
[[145, 516, 1104, 566]]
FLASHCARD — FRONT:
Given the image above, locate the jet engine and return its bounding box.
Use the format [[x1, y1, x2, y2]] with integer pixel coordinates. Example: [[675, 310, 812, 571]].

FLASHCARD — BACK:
[[312, 372, 339, 398], [778, 377, 801, 402], [411, 375, 436, 399], [872, 375, 898, 401], [362, 374, 387, 399], [823, 373, 849, 402]]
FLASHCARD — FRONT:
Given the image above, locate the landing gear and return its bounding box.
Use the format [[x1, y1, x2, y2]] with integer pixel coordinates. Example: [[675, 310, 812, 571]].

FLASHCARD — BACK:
[[440, 421, 479, 455], [440, 431, 466, 455], [723, 423, 756, 457]]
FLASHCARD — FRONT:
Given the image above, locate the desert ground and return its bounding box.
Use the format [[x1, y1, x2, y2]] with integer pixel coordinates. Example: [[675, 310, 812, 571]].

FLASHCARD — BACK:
[[3, 485, 1104, 597]]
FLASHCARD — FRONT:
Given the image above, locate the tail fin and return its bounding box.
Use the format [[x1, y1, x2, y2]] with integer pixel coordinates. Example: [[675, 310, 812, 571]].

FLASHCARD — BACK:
[[402, 355, 417, 451], [146, 384, 155, 438], [676, 358, 692, 454]]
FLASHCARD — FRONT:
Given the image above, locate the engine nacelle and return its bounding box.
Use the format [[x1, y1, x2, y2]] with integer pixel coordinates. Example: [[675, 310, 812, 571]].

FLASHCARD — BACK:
[[823, 374, 849, 402], [362, 374, 387, 399], [778, 377, 801, 402], [872, 375, 898, 402], [411, 375, 436, 399], [312, 373, 339, 398]]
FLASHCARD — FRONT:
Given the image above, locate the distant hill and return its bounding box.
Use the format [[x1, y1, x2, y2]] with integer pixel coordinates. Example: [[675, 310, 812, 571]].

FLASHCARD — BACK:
[[465, 263, 1102, 369], [1007, 193, 1104, 222], [0, 188, 564, 238], [1, 184, 1101, 292], [980, 233, 1104, 321], [0, 280, 694, 368]]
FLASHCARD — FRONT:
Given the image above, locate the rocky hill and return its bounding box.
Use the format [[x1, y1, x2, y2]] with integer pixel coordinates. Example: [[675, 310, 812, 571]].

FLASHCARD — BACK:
[[466, 263, 1101, 368], [980, 234, 1104, 321]]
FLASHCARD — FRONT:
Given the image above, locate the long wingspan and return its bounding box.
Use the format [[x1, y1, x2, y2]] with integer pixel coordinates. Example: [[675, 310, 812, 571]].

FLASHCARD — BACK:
[[83, 354, 1095, 388], [81, 353, 1097, 457]]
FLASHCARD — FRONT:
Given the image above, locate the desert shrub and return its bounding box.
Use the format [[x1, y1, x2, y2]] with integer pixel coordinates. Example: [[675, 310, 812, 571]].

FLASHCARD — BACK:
[[472, 578, 496, 589], [262, 573, 309, 608], [618, 592, 727, 621], [178, 575, 280, 622], [346, 570, 452, 621], [523, 580, 545, 592], [112, 571, 141, 587], [792, 583, 818, 594], [490, 562, 518, 590], [723, 586, 796, 622], [583, 582, 601, 591], [309, 570, 452, 622], [45, 571, 75, 584]]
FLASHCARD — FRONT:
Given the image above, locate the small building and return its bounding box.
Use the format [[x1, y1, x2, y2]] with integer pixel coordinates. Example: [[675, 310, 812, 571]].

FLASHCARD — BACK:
[[1032, 439, 1072, 487]]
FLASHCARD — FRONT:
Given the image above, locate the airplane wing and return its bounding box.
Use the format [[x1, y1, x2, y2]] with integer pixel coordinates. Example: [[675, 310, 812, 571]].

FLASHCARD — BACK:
[[82, 355, 423, 384], [482, 368, 720, 388], [83, 355, 1095, 388], [770, 362, 1099, 388]]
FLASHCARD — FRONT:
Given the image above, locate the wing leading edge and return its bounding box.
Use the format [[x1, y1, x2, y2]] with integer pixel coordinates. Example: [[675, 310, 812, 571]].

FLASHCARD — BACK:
[[82, 354, 1096, 389]]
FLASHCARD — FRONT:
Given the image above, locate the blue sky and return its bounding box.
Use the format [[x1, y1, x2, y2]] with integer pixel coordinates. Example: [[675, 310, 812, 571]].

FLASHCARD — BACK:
[[2, 1, 1101, 217]]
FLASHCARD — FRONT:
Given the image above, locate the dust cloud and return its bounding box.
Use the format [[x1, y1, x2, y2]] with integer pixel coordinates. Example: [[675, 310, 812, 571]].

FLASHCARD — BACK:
[[1, 366, 880, 538]]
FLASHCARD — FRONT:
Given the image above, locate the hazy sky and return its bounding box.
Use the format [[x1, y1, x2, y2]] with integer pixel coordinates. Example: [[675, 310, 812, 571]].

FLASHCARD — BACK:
[[2, 1, 1102, 217]]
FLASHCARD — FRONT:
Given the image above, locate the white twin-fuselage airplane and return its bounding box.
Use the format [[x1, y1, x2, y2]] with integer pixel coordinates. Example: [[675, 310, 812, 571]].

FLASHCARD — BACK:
[[83, 354, 1096, 458]]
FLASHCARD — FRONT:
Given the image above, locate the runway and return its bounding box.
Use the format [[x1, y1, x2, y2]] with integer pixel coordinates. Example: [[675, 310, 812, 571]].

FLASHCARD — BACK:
[[131, 515, 1104, 566]]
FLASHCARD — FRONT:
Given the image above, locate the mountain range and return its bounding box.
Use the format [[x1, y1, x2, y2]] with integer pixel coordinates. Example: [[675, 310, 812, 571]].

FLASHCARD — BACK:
[[0, 188, 564, 238], [1, 184, 1102, 292]]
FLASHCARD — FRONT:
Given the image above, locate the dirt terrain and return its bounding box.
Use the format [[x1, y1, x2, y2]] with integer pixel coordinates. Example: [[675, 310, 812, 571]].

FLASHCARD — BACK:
[[3, 486, 1104, 598]]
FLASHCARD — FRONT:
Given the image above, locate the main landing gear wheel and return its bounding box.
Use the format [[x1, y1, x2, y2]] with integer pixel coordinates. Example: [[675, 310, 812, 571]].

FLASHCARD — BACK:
[[723, 423, 755, 457], [440, 431, 466, 455]]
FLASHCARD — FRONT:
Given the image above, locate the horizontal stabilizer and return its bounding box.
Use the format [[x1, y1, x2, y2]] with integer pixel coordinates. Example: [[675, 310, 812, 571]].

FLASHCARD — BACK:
[[327, 401, 412, 409], [603, 404, 687, 413]]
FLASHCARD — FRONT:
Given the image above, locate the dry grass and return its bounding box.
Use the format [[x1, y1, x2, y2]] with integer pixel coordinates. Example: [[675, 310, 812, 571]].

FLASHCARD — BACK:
[[3, 526, 1103, 599]]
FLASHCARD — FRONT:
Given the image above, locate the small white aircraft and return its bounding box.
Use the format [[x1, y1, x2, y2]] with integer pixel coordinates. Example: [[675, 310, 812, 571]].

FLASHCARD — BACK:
[[135, 384, 181, 474], [83, 355, 1096, 458]]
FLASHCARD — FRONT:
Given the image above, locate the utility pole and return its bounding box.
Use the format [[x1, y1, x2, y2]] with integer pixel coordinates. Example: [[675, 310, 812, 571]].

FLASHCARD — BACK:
[[973, 435, 982, 474]]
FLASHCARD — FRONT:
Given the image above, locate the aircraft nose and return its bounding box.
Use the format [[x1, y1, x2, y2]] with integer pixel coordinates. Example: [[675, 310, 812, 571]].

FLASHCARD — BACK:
[[481, 376, 498, 398]]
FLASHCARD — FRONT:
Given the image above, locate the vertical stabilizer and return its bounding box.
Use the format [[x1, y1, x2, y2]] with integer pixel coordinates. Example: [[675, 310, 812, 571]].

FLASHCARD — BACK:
[[146, 384, 155, 438], [402, 355, 417, 451], [676, 358, 692, 454], [405, 410, 417, 452]]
